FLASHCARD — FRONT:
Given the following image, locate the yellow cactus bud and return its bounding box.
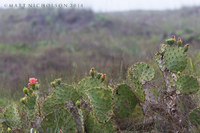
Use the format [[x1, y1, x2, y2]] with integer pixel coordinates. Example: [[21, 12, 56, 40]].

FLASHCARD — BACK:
[[7, 127, 12, 132]]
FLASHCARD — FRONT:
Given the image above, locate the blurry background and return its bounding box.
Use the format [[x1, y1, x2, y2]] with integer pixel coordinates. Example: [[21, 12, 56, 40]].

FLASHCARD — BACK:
[[0, 0, 200, 104]]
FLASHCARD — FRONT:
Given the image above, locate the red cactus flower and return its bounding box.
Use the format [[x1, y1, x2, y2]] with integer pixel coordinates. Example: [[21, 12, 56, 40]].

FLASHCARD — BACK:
[[29, 78, 37, 85], [60, 129, 63, 133], [172, 35, 175, 39]]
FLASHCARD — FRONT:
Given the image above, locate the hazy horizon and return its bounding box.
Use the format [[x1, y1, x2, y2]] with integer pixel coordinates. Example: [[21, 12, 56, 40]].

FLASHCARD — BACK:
[[0, 0, 200, 12]]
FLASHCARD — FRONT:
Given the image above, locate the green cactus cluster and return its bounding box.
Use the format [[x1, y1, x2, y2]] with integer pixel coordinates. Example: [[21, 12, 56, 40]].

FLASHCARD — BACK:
[[0, 36, 199, 132]]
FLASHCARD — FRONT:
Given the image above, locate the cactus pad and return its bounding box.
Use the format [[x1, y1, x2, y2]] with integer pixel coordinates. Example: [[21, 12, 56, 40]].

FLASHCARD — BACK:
[[85, 112, 115, 133], [76, 77, 105, 99], [3, 103, 22, 129], [155, 53, 165, 71], [164, 46, 187, 72], [189, 107, 200, 126], [132, 78, 145, 103], [42, 83, 79, 115], [128, 62, 155, 84], [160, 44, 167, 52], [86, 87, 112, 123], [176, 75, 199, 94], [113, 84, 137, 118], [23, 94, 37, 110], [42, 108, 77, 133], [23, 93, 39, 122]]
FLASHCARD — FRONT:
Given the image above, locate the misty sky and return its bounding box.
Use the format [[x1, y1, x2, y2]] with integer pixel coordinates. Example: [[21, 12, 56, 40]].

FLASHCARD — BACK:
[[0, 0, 200, 12]]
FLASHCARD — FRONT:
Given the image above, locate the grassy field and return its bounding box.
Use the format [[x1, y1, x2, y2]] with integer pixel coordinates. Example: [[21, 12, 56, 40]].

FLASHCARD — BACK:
[[0, 7, 200, 103]]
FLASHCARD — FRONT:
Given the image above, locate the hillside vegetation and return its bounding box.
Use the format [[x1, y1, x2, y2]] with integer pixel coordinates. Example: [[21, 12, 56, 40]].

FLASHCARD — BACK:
[[0, 7, 199, 101]]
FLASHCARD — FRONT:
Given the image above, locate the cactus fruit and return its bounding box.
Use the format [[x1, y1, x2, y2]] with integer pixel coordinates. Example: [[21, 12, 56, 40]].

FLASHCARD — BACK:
[[184, 44, 189, 52], [3, 103, 22, 129], [177, 71, 181, 76], [101, 74, 106, 82], [128, 62, 155, 84], [89, 67, 96, 78], [23, 87, 29, 95], [189, 107, 200, 127], [164, 46, 187, 72], [113, 84, 137, 118], [176, 75, 199, 94], [41, 108, 77, 133], [166, 35, 176, 45], [177, 37, 182, 47], [86, 87, 112, 123], [42, 83, 79, 115]]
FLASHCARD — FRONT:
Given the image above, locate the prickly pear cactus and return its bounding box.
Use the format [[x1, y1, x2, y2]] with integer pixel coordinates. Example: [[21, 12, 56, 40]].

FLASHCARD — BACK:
[[41, 108, 77, 133], [113, 84, 137, 118], [164, 46, 187, 73], [76, 77, 105, 99], [131, 104, 144, 123], [132, 78, 145, 102], [3, 103, 22, 129], [84, 110, 115, 133], [127, 62, 154, 102], [42, 81, 79, 115], [86, 87, 112, 123], [128, 62, 155, 84], [20, 78, 40, 123], [189, 107, 200, 127], [21, 93, 39, 122], [176, 75, 199, 94], [155, 53, 165, 71]]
